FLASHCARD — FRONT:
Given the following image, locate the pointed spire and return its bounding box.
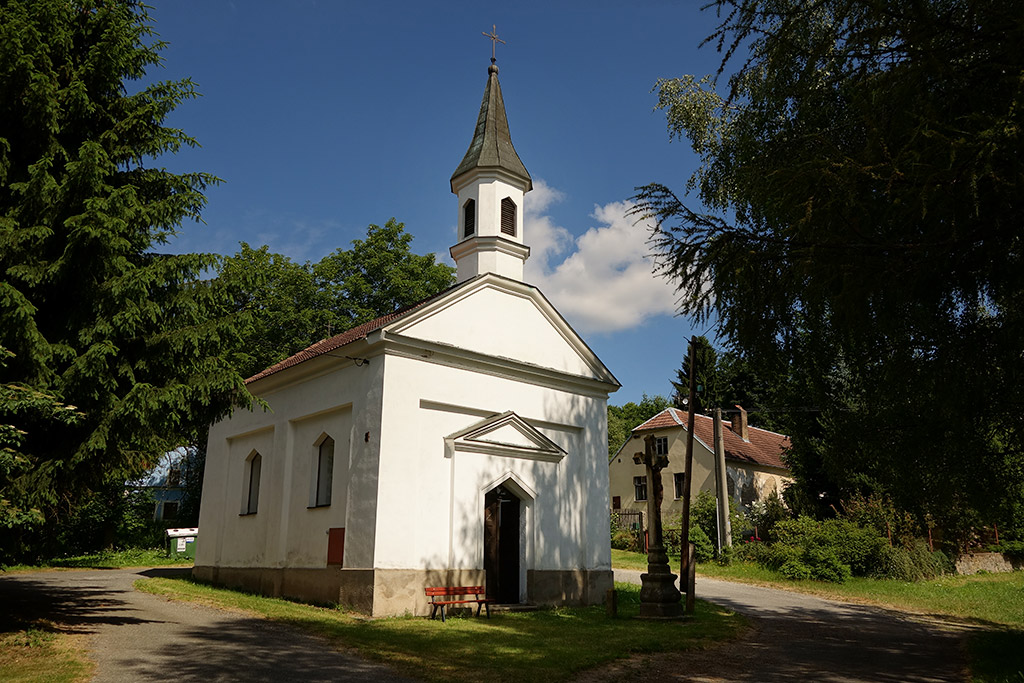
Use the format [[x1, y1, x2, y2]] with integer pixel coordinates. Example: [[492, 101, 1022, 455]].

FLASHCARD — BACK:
[[450, 63, 532, 192]]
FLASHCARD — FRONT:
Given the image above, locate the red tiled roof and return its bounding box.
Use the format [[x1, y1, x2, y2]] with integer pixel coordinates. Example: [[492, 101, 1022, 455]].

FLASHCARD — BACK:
[[245, 280, 467, 384], [633, 407, 790, 470]]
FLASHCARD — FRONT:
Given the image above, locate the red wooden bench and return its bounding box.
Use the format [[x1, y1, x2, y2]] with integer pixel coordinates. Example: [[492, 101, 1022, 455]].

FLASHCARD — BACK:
[[425, 586, 494, 622]]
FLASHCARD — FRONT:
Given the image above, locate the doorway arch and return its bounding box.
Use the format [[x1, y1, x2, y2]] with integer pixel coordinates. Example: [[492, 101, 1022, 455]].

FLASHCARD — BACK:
[[484, 483, 521, 603]]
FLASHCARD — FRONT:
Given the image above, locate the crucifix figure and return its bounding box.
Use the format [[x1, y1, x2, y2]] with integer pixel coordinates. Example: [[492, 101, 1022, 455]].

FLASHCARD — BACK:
[[632, 434, 683, 618], [482, 24, 506, 63]]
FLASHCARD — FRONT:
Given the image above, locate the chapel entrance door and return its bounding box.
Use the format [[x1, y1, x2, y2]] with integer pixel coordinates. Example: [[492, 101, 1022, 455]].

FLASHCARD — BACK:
[[484, 484, 520, 603]]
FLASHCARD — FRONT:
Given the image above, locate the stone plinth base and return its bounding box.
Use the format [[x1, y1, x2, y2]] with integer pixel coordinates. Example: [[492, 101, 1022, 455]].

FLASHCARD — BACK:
[[192, 565, 613, 616]]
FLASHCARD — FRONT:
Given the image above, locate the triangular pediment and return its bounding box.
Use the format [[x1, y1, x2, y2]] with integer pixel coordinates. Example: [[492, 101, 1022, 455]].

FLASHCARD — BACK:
[[445, 411, 566, 463], [383, 274, 619, 387]]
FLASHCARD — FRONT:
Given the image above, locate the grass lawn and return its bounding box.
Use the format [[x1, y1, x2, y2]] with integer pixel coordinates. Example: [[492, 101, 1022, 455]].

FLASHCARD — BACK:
[[2, 548, 193, 572], [135, 576, 745, 682], [0, 622, 93, 683], [612, 548, 1024, 682]]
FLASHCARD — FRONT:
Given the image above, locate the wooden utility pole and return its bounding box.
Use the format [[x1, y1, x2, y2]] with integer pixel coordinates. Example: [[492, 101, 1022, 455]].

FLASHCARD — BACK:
[[680, 336, 697, 614], [713, 408, 732, 553]]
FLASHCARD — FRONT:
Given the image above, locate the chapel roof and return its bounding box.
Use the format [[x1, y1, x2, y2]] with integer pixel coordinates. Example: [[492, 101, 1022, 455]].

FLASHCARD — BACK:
[[244, 273, 618, 387], [632, 407, 790, 470], [450, 63, 532, 191], [245, 278, 472, 384]]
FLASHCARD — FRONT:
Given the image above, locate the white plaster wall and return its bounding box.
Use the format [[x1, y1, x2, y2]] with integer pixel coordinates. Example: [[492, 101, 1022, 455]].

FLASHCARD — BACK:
[[197, 358, 384, 570], [372, 352, 611, 584], [196, 425, 276, 567], [283, 407, 353, 566], [393, 284, 594, 377]]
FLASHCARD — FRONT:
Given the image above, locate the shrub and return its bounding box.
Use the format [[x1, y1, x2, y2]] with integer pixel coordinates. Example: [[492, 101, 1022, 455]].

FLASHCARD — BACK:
[[779, 559, 812, 580], [662, 522, 716, 563], [690, 525, 716, 563], [749, 490, 790, 543], [611, 528, 642, 552], [806, 546, 852, 583]]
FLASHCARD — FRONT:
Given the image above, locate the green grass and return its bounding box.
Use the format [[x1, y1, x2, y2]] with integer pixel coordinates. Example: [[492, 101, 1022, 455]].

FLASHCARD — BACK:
[[613, 549, 1024, 682], [2, 548, 193, 571], [0, 621, 93, 683], [136, 576, 746, 682]]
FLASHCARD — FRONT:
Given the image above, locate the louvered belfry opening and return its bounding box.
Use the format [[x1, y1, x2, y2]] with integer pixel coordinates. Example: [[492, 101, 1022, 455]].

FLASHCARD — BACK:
[[463, 199, 476, 237], [500, 197, 516, 236]]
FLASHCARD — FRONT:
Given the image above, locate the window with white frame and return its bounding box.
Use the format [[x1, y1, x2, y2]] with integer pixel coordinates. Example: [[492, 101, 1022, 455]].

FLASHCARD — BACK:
[[314, 435, 334, 507], [655, 436, 669, 455], [243, 451, 262, 514], [633, 475, 648, 502]]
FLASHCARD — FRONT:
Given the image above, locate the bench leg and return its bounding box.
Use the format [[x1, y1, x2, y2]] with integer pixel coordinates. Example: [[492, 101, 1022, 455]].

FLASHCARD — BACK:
[[484, 601, 490, 619], [440, 604, 446, 623]]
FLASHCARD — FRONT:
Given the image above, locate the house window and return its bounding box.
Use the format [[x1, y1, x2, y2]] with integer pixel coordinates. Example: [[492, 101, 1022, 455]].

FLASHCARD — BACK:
[[244, 451, 262, 515], [167, 463, 181, 488], [633, 476, 648, 502], [655, 436, 669, 456], [500, 197, 516, 236], [674, 472, 685, 500], [162, 501, 179, 520], [463, 199, 475, 237], [314, 435, 334, 507], [612, 496, 621, 510]]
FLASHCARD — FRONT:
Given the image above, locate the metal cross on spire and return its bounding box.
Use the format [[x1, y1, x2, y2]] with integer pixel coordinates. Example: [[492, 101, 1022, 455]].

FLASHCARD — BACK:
[[482, 24, 505, 63]]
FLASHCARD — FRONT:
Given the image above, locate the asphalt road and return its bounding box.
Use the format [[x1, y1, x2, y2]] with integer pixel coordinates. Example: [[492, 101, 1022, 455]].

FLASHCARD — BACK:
[[0, 567, 414, 682], [0, 566, 968, 682], [596, 569, 968, 682]]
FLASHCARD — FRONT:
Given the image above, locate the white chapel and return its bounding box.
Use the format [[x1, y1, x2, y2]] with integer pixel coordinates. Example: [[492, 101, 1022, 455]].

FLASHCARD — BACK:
[[194, 58, 621, 616]]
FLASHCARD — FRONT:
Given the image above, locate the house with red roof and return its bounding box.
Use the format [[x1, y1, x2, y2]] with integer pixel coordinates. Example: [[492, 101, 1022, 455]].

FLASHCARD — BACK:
[[608, 407, 791, 520], [194, 58, 620, 616]]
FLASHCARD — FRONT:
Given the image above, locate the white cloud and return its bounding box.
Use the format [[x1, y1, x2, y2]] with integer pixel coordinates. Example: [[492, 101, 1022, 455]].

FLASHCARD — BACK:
[[523, 180, 678, 335]]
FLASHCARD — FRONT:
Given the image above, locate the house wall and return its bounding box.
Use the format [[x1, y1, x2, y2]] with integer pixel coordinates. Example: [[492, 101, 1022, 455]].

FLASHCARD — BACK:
[[369, 350, 613, 615], [608, 427, 791, 520], [196, 355, 383, 578]]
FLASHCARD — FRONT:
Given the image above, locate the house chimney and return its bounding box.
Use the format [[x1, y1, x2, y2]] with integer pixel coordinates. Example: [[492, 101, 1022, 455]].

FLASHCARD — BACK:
[[732, 405, 749, 441]]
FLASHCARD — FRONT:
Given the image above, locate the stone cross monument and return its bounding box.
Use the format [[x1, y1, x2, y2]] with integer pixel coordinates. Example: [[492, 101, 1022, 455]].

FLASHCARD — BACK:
[[633, 434, 683, 618]]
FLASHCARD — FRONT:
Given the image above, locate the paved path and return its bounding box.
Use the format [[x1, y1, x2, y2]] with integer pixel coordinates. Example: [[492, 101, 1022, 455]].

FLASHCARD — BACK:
[[587, 569, 968, 682], [0, 568, 413, 682]]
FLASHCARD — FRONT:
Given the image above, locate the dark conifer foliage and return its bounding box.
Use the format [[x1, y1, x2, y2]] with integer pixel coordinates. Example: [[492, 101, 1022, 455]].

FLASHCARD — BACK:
[[0, 1, 248, 559], [636, 0, 1024, 545]]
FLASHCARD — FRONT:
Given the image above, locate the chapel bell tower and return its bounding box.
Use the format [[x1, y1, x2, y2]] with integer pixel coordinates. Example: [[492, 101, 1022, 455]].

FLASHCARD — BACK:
[[450, 54, 533, 283]]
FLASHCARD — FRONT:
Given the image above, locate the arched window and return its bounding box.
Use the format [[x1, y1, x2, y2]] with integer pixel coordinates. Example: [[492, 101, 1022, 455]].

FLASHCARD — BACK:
[[500, 197, 516, 236], [314, 435, 335, 507], [463, 199, 476, 237], [244, 451, 262, 514]]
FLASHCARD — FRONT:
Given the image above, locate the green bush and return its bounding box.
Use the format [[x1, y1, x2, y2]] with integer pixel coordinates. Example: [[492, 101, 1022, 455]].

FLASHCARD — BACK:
[[611, 528, 642, 553], [610, 513, 643, 553], [748, 490, 790, 543], [662, 523, 716, 563], [779, 559, 812, 580], [806, 546, 852, 583], [994, 540, 1024, 562], [878, 541, 952, 581]]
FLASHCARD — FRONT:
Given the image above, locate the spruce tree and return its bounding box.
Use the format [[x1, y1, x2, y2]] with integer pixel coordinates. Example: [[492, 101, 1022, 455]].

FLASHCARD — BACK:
[[0, 1, 248, 558]]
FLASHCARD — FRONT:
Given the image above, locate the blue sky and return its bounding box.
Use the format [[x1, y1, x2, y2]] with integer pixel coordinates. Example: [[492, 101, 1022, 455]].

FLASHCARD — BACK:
[[147, 1, 730, 405]]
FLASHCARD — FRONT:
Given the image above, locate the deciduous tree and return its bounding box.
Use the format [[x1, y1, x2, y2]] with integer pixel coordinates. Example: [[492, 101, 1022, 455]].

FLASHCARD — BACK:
[[635, 0, 1024, 543], [220, 220, 455, 379]]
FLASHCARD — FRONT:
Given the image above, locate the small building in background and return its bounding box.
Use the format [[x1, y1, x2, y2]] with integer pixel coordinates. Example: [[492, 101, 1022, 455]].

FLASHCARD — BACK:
[[128, 446, 191, 522], [608, 407, 791, 518]]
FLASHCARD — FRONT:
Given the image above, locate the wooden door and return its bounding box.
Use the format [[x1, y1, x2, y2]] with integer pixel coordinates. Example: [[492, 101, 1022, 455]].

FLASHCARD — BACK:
[[484, 484, 520, 603]]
